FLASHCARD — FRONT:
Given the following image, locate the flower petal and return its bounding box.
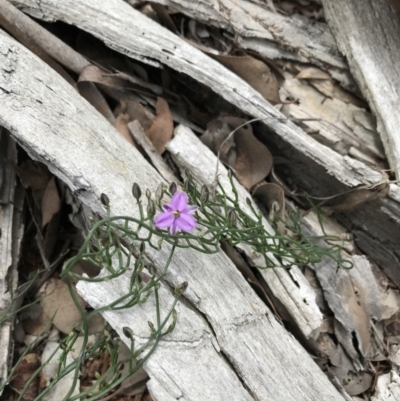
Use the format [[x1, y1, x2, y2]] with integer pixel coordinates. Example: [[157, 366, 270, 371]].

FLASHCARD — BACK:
[[183, 205, 197, 214], [170, 192, 188, 212], [163, 204, 172, 212], [154, 211, 174, 229], [175, 213, 197, 232], [170, 219, 179, 235]]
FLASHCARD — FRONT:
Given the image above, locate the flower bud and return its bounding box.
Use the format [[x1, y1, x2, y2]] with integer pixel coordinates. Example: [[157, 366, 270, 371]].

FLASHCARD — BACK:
[[139, 241, 146, 253], [174, 281, 188, 297], [100, 193, 110, 207], [155, 184, 163, 202], [200, 185, 209, 203], [228, 209, 237, 226], [146, 188, 151, 199], [147, 199, 156, 218], [148, 264, 157, 276], [169, 182, 177, 195], [132, 183, 142, 200], [246, 197, 252, 207], [122, 327, 134, 339]]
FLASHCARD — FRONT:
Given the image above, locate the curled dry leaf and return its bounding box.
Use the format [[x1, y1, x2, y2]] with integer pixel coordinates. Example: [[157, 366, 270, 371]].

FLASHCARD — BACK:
[[40, 278, 86, 334], [146, 97, 174, 154], [41, 177, 61, 228]]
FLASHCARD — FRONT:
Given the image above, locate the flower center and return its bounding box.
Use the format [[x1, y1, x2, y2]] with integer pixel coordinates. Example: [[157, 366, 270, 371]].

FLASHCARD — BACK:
[[172, 210, 180, 218]]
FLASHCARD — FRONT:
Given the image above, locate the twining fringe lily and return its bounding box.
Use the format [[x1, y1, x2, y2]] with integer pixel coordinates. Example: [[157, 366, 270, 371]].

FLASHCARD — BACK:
[[154, 191, 197, 234]]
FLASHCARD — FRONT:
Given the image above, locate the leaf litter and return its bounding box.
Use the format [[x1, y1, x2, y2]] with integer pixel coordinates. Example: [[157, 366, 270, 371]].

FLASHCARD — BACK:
[[0, 1, 397, 400]]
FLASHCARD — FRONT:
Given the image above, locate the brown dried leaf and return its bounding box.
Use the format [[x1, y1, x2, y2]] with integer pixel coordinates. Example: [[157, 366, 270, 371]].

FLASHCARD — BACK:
[[252, 182, 286, 231], [295, 67, 331, 80], [78, 81, 115, 124], [146, 97, 174, 154], [10, 353, 42, 400], [114, 110, 136, 146], [213, 54, 281, 104], [41, 177, 61, 228], [334, 183, 390, 213], [229, 118, 273, 189], [40, 278, 86, 334], [16, 160, 51, 190]]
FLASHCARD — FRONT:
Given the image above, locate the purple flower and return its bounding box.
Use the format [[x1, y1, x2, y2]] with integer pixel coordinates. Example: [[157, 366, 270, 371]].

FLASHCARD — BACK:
[[154, 192, 197, 234]]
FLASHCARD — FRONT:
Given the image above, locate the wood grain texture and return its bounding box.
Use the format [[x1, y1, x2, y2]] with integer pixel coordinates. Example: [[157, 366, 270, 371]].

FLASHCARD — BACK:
[[322, 0, 400, 180], [0, 29, 344, 400]]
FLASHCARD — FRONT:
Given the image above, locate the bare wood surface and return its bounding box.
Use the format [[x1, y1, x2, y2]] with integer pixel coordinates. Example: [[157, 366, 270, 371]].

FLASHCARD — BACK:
[[322, 0, 400, 180], [0, 29, 345, 400], [0, 131, 23, 392]]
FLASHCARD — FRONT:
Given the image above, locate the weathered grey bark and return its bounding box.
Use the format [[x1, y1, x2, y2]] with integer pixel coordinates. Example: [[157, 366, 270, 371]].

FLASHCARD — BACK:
[[0, 29, 345, 400], [0, 131, 23, 392], [321, 0, 400, 180], [9, 0, 400, 289], [127, 0, 354, 91]]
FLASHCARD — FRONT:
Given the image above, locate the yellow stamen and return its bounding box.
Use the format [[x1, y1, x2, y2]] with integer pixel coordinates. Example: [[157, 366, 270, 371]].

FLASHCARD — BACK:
[[173, 210, 180, 218]]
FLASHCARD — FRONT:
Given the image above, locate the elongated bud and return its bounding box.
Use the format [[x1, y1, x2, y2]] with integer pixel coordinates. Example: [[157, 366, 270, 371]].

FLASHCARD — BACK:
[[148, 321, 155, 332], [155, 183, 163, 201], [200, 185, 209, 203], [123, 327, 134, 339], [148, 264, 157, 275], [132, 183, 142, 200], [147, 199, 156, 218], [228, 209, 237, 226], [100, 193, 110, 207], [246, 197, 252, 207], [139, 241, 146, 253], [146, 188, 151, 199], [174, 281, 188, 297], [228, 169, 233, 179], [169, 182, 177, 195]]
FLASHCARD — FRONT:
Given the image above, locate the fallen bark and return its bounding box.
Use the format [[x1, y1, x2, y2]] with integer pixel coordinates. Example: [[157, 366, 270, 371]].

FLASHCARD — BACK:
[[0, 29, 345, 400], [0, 131, 23, 393], [321, 0, 400, 180]]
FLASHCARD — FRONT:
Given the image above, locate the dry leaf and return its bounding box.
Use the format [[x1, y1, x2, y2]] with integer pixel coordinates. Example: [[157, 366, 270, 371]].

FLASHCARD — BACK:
[[334, 184, 389, 213], [226, 117, 273, 189], [146, 97, 173, 154], [40, 278, 86, 334], [16, 160, 51, 190], [252, 182, 286, 231], [78, 81, 115, 124], [10, 353, 42, 401], [41, 177, 61, 228], [201, 119, 236, 166], [79, 65, 162, 96], [295, 67, 333, 98], [114, 109, 136, 146], [213, 54, 281, 104]]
